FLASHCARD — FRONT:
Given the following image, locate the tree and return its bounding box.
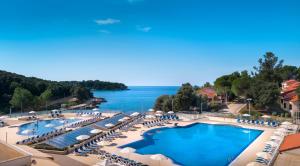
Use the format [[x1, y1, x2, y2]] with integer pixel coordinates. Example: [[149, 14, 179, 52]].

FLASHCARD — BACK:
[[253, 52, 283, 84], [278, 65, 298, 81], [173, 83, 195, 111], [70, 85, 92, 101], [10, 87, 34, 111], [39, 89, 53, 109], [154, 95, 171, 111], [249, 80, 280, 109], [296, 87, 300, 98], [231, 70, 251, 97]]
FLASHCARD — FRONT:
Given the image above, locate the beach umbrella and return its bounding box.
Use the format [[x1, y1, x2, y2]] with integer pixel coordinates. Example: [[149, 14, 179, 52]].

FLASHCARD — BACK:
[[92, 108, 100, 111], [76, 135, 90, 141], [97, 141, 110, 146], [45, 124, 55, 128], [246, 162, 264, 166], [274, 131, 285, 136], [156, 110, 163, 114], [21, 129, 33, 135], [120, 147, 136, 158], [282, 121, 292, 125], [155, 113, 163, 117], [120, 147, 136, 154], [150, 154, 168, 166], [242, 114, 250, 117], [265, 141, 279, 147], [167, 111, 174, 114], [118, 118, 125, 122], [256, 152, 271, 160], [148, 108, 155, 112], [261, 115, 271, 118], [276, 128, 288, 133], [90, 129, 102, 134], [105, 123, 114, 127], [145, 115, 155, 119], [29, 111, 36, 114], [123, 117, 130, 120], [93, 111, 100, 115], [270, 135, 282, 141], [130, 112, 140, 117]]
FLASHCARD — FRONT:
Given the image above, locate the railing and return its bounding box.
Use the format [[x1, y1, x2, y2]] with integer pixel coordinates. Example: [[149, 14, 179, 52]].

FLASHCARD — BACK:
[[6, 109, 122, 118]]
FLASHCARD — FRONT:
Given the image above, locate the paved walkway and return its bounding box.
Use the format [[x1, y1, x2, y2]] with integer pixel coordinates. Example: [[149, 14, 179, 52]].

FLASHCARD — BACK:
[[227, 103, 247, 114]]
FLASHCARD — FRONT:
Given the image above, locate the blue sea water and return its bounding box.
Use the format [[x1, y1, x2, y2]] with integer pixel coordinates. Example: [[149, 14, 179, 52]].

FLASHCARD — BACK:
[[121, 123, 262, 166], [93, 86, 179, 113]]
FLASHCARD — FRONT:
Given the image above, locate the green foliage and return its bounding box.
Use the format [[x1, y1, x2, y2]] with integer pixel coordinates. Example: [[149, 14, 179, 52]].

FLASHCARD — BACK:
[[70, 85, 92, 101], [249, 80, 280, 108], [0, 70, 127, 113], [154, 83, 207, 112], [173, 83, 195, 111], [9, 87, 34, 110], [296, 87, 300, 98], [231, 70, 251, 97], [253, 52, 283, 84]]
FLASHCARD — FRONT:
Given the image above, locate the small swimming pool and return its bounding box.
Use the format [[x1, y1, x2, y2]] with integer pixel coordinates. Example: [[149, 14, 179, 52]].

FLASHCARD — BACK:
[[120, 123, 262, 166], [18, 118, 79, 136]]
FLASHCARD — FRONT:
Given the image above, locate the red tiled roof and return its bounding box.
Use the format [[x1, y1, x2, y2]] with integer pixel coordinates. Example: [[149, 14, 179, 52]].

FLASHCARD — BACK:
[[281, 80, 300, 102], [279, 133, 300, 152], [198, 87, 217, 99]]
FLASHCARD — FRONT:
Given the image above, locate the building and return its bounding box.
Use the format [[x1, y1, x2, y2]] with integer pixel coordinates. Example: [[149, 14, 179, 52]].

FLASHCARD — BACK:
[[280, 80, 300, 120], [197, 87, 221, 103]]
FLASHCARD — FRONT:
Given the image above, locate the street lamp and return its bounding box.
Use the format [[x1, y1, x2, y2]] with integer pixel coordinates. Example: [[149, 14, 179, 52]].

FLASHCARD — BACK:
[[247, 98, 252, 116]]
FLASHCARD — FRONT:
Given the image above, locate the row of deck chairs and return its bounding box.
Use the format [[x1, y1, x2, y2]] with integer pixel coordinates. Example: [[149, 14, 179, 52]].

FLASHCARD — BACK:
[[16, 128, 67, 145], [74, 130, 122, 156], [142, 119, 165, 128], [237, 119, 279, 127], [255, 138, 281, 165], [65, 117, 102, 128], [159, 115, 179, 121], [96, 150, 147, 166], [119, 117, 143, 131], [76, 112, 102, 117]]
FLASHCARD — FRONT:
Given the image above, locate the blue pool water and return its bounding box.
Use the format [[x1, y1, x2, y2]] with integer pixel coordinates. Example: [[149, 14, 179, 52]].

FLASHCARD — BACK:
[[121, 123, 262, 166], [18, 118, 79, 136], [93, 86, 178, 113]]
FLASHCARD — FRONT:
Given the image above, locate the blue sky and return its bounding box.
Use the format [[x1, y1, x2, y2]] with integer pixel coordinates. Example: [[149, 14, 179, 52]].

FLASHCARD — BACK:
[[0, 0, 299, 86]]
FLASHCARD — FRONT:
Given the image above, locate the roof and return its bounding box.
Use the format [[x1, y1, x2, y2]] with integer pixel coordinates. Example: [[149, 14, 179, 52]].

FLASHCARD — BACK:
[[281, 80, 300, 102], [279, 133, 300, 152], [197, 87, 217, 99]]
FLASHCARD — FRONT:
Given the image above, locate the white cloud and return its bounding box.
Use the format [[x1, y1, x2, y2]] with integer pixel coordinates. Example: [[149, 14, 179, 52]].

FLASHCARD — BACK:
[[136, 25, 152, 32], [95, 18, 120, 25], [98, 29, 111, 34]]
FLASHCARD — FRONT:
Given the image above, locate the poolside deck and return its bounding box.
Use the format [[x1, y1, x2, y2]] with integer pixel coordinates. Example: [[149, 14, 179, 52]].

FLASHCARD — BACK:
[[0, 113, 287, 166]]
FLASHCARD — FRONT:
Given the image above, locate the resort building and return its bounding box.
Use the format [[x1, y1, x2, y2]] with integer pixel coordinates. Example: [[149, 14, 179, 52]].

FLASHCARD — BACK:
[[0, 141, 31, 166], [280, 80, 300, 121], [197, 87, 221, 103]]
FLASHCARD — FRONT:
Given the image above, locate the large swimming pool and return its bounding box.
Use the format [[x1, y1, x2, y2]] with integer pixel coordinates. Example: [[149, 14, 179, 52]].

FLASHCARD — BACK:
[[120, 123, 262, 166], [18, 118, 79, 136]]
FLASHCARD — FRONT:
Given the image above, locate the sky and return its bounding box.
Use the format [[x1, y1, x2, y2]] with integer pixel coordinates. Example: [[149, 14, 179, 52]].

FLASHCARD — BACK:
[[0, 0, 300, 86]]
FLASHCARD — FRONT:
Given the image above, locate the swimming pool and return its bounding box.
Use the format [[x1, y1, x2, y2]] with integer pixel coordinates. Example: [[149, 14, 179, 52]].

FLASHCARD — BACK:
[[120, 123, 262, 166], [18, 118, 79, 136]]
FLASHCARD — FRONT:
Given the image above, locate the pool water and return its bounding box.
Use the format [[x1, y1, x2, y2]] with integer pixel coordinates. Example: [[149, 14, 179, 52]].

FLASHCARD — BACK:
[[121, 123, 262, 166], [18, 118, 79, 136]]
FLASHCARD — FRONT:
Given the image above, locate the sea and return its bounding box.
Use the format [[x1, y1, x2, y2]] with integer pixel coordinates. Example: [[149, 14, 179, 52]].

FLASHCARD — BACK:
[[92, 86, 179, 114]]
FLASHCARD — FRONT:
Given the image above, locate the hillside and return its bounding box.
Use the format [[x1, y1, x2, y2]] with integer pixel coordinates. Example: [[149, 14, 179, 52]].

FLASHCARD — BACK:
[[0, 70, 127, 113]]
